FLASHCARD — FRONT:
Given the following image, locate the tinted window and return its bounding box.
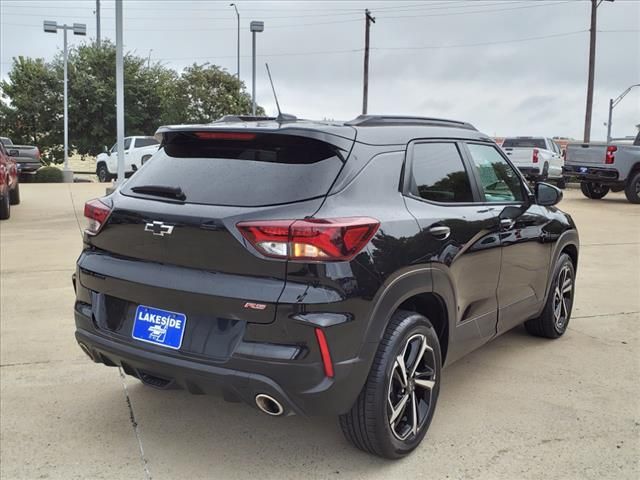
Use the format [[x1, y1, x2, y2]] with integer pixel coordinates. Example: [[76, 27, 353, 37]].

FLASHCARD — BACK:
[[502, 138, 547, 149], [123, 133, 346, 207], [467, 143, 524, 203], [409, 142, 474, 203], [0, 137, 12, 146], [135, 137, 159, 148]]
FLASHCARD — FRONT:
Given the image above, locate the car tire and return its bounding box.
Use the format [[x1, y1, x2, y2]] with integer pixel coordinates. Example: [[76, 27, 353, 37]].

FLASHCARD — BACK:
[[580, 182, 609, 199], [624, 171, 640, 204], [339, 310, 441, 459], [525, 253, 575, 339], [556, 177, 567, 189], [540, 162, 549, 182], [96, 164, 111, 183], [0, 191, 10, 220], [9, 182, 20, 205]]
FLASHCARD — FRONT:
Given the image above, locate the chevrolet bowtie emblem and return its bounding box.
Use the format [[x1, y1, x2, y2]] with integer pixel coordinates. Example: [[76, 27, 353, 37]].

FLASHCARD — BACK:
[[144, 221, 174, 236]]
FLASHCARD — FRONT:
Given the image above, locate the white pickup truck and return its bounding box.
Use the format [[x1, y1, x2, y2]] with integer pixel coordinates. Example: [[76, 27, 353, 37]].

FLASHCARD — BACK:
[[501, 137, 565, 188], [96, 136, 159, 182]]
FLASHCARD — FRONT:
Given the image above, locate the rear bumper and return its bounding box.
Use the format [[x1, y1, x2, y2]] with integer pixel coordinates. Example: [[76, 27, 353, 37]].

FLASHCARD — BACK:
[[16, 163, 41, 174], [74, 297, 374, 417], [563, 165, 620, 182]]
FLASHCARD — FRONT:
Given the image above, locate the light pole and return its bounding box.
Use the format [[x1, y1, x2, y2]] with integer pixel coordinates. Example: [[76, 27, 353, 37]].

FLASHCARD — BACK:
[[606, 84, 640, 143], [43, 20, 86, 183], [583, 0, 615, 143], [230, 3, 240, 81], [250, 21, 264, 116], [115, 0, 124, 186]]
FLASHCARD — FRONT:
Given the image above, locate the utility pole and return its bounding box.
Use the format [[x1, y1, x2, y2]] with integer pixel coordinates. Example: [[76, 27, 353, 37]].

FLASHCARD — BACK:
[[583, 0, 597, 143], [362, 9, 375, 115], [583, 0, 615, 143], [96, 0, 101, 47]]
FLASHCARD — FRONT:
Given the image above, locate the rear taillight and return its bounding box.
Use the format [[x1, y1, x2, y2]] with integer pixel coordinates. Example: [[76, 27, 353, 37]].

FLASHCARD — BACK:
[[35, 148, 41, 160], [237, 217, 379, 262], [84, 198, 111, 234], [605, 145, 617, 164], [532, 148, 539, 163]]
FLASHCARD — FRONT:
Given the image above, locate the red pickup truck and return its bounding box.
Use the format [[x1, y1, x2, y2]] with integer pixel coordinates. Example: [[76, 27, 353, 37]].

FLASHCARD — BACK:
[[0, 138, 20, 219]]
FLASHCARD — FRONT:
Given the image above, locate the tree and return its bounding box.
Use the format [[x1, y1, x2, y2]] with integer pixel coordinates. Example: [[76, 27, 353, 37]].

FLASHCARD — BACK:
[[0, 56, 63, 163], [58, 40, 177, 157], [174, 63, 264, 123], [1, 43, 264, 163]]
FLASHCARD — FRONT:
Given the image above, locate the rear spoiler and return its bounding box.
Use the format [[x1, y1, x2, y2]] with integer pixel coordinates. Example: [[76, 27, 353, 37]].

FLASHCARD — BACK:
[[154, 124, 356, 153]]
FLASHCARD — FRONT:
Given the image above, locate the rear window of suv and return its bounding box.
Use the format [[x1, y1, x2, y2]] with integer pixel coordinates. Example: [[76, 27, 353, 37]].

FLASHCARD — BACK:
[[502, 138, 546, 149], [123, 132, 346, 207]]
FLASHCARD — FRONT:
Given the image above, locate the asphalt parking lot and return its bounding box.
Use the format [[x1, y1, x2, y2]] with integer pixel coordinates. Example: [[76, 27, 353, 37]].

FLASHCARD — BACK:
[[1, 183, 638, 480]]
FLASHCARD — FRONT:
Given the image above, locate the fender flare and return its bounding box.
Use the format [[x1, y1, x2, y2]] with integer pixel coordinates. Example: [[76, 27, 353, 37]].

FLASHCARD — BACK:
[[541, 229, 579, 309], [360, 265, 456, 361]]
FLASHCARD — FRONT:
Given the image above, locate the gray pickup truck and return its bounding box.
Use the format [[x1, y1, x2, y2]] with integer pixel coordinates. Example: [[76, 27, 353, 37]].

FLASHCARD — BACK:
[[0, 137, 42, 178], [564, 132, 640, 203]]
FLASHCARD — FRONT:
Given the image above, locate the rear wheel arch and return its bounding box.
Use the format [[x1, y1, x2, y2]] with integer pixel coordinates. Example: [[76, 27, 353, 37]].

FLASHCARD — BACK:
[[397, 292, 449, 364], [365, 268, 455, 364], [561, 243, 578, 271]]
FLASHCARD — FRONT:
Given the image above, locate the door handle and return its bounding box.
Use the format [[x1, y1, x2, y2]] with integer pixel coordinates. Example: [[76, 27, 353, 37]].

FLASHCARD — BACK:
[[500, 218, 515, 230], [429, 225, 451, 240]]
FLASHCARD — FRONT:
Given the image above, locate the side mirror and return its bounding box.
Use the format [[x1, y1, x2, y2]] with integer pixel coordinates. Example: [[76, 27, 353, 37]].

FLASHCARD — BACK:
[[8, 149, 19, 157], [535, 182, 562, 206], [103, 145, 108, 153]]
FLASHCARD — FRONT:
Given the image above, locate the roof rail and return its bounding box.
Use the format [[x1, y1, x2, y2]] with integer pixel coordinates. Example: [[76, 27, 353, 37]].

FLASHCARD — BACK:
[[345, 115, 476, 130]]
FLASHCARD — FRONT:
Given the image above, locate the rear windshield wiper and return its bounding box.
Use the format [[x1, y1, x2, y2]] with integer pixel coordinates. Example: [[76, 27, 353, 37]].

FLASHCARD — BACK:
[[130, 184, 186, 201]]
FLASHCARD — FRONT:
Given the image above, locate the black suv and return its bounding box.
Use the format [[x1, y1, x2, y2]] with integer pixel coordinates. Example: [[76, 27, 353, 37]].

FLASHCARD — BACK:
[[74, 115, 579, 459]]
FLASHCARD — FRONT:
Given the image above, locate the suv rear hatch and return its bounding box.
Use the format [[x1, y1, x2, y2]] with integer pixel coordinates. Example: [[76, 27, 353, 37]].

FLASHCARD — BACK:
[[78, 126, 354, 355]]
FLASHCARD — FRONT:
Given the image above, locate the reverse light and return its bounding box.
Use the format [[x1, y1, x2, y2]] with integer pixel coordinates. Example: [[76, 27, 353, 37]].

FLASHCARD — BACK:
[[237, 217, 379, 262], [84, 198, 111, 234], [532, 148, 539, 163], [605, 145, 617, 164]]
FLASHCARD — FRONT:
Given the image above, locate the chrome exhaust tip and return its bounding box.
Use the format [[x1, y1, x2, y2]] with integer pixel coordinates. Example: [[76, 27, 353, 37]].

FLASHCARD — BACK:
[[255, 394, 285, 416]]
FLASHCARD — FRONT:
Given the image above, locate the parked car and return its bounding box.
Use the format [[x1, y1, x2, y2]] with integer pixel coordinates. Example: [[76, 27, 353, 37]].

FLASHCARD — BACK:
[[0, 136, 42, 179], [564, 132, 640, 203], [95, 136, 160, 182], [74, 115, 579, 459], [0, 138, 20, 219], [501, 136, 566, 187]]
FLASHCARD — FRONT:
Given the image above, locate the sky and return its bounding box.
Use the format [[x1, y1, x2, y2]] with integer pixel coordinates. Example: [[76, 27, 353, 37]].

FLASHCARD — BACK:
[[1, 0, 639, 140]]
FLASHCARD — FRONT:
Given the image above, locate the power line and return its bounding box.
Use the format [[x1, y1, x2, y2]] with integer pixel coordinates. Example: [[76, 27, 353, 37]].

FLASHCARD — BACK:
[[381, 1, 573, 19]]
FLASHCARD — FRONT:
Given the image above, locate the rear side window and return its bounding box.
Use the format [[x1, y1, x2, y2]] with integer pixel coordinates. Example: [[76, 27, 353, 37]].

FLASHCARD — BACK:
[[409, 142, 474, 203], [134, 138, 159, 148], [502, 138, 547, 149], [123, 132, 346, 207]]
